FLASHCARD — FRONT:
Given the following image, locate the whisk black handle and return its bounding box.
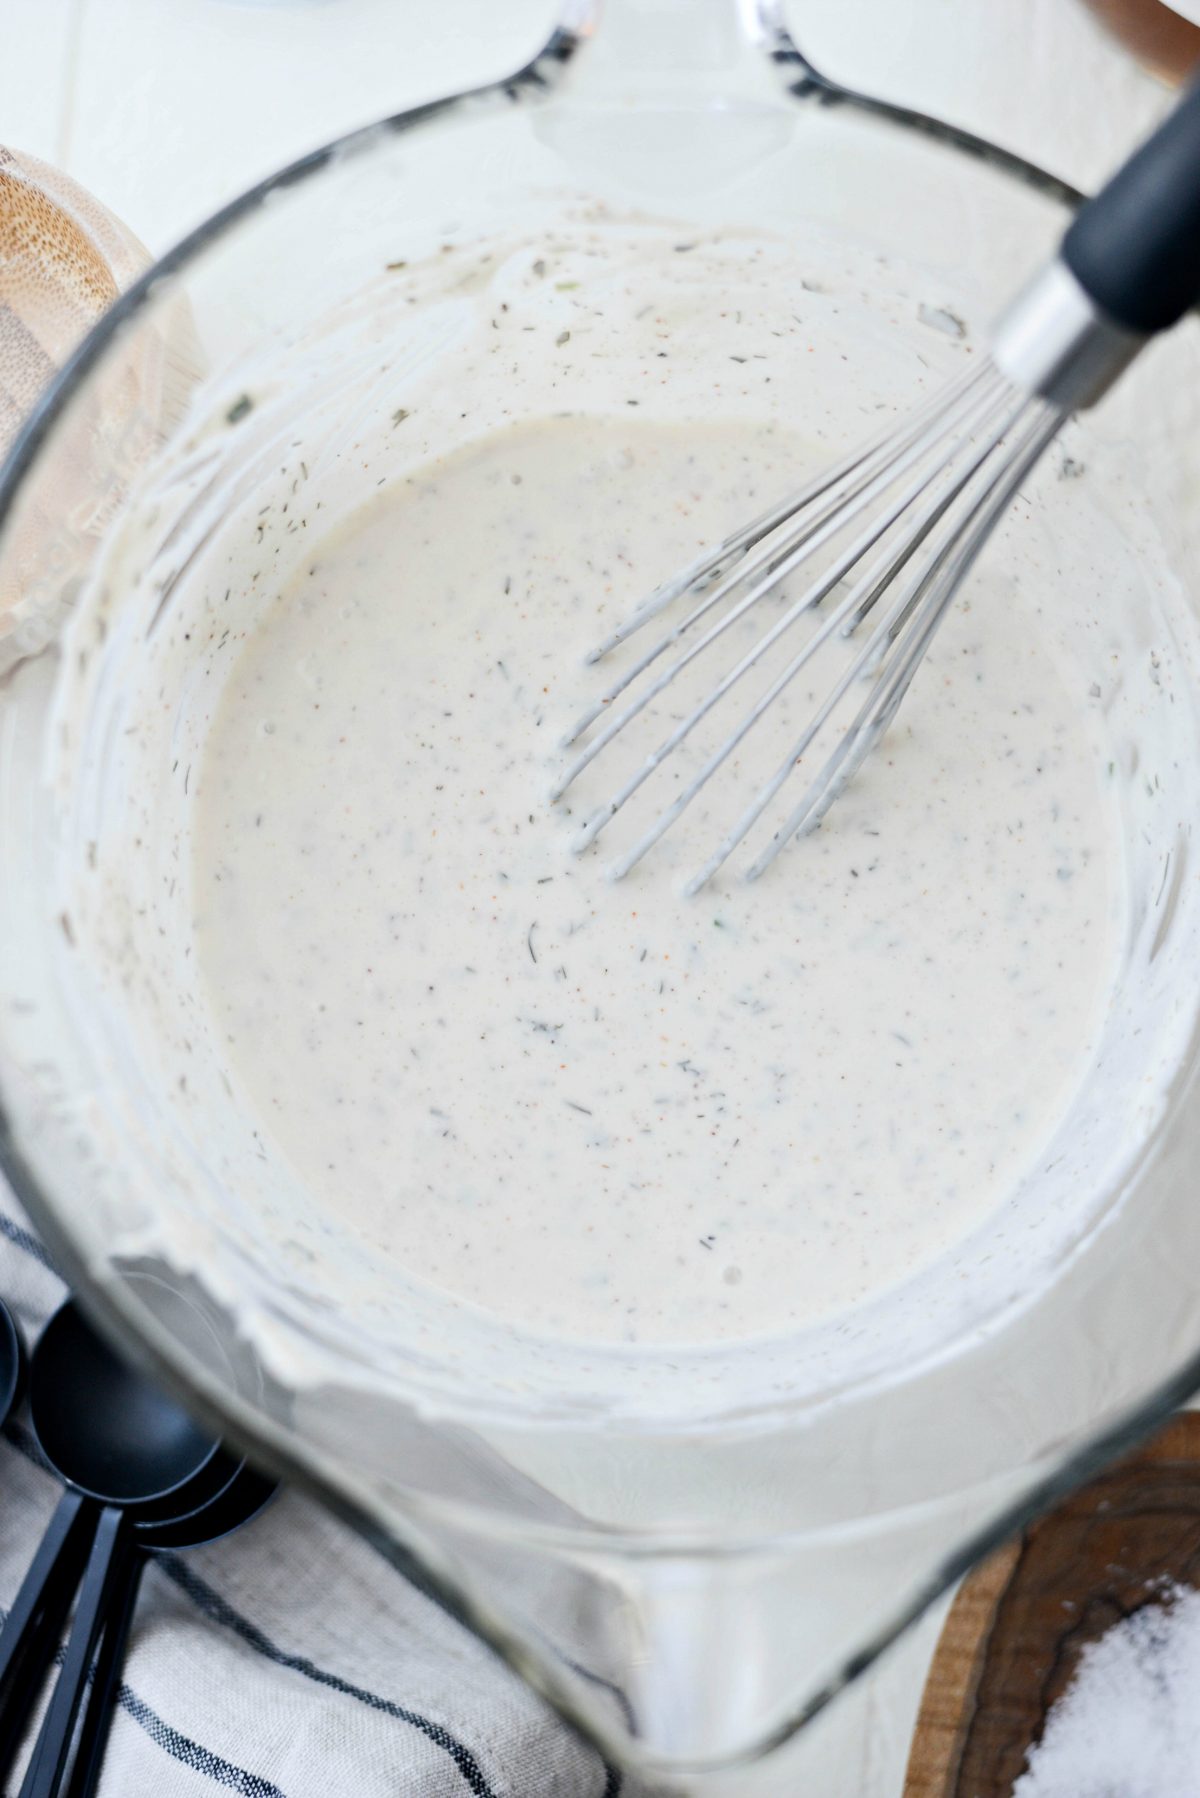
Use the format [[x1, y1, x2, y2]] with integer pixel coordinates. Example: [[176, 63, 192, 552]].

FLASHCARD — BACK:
[[1064, 78, 1200, 334]]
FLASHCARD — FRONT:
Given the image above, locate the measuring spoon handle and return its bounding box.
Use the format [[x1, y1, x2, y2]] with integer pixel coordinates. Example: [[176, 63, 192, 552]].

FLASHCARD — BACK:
[[0, 1490, 95, 1772], [63, 1543, 145, 1798], [18, 1506, 127, 1798]]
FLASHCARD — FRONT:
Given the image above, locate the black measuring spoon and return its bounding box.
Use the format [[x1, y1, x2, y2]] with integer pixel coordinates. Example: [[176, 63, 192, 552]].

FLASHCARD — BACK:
[[63, 1458, 277, 1798], [0, 1296, 32, 1707], [0, 1297, 26, 1427], [0, 1298, 46, 1741], [3, 1299, 226, 1798]]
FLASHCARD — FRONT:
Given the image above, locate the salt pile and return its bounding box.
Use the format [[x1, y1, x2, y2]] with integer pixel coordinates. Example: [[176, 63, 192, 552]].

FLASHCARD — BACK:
[[1015, 1583, 1200, 1797]]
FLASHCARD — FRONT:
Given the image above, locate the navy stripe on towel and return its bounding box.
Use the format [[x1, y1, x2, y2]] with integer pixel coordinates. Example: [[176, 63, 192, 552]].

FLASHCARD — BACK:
[[120, 1687, 287, 1798], [0, 1210, 57, 1272], [160, 1558, 502, 1798], [0, 1596, 286, 1798]]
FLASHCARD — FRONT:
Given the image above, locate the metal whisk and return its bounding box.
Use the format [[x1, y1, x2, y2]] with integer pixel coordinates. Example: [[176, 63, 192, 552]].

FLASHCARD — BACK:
[[552, 82, 1200, 892]]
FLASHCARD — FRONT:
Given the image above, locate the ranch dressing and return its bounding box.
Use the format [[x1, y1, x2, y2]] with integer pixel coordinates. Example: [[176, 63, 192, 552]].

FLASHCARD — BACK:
[[191, 410, 1120, 1347]]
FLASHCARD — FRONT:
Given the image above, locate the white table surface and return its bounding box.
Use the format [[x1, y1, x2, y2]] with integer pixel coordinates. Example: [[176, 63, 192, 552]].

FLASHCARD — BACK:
[[0, 0, 1173, 255], [0, 3, 1174, 1793]]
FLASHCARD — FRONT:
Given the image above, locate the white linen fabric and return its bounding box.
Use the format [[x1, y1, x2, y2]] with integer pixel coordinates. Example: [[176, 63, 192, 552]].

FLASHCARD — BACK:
[[0, 1200, 655, 1798]]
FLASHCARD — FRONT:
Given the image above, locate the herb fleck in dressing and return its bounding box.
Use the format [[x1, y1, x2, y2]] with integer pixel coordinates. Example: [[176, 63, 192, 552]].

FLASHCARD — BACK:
[[192, 415, 1119, 1346]]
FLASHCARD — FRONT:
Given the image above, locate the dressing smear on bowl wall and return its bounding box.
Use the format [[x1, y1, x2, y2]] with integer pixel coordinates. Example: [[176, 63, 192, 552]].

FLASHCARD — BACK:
[[48, 218, 1200, 1406]]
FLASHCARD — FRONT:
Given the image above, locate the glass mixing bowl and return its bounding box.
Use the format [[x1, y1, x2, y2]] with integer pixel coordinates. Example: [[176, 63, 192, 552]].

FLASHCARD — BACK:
[[2, 1, 1200, 1786]]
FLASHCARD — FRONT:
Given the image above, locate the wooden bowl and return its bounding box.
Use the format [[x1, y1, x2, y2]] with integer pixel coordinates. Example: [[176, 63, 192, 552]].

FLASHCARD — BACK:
[[904, 1411, 1200, 1796], [0, 145, 199, 673]]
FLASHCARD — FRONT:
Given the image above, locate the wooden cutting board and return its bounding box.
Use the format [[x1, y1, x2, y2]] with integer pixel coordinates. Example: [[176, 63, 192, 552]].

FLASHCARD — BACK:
[[903, 1410, 1200, 1797]]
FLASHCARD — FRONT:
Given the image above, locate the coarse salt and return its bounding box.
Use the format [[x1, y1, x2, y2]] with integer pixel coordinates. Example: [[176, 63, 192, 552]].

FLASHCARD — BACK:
[[1016, 1583, 1200, 1798]]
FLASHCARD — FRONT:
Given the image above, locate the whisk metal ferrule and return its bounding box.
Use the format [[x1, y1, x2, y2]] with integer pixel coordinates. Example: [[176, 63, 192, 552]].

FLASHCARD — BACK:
[[991, 260, 1145, 411]]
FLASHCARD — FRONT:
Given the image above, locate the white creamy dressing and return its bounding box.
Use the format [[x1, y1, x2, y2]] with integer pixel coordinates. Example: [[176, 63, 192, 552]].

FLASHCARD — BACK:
[[191, 411, 1120, 1346], [47, 219, 1200, 1411]]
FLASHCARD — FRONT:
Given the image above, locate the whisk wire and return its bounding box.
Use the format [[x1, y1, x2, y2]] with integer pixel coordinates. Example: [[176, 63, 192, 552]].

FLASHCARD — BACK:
[[553, 369, 1005, 812], [746, 402, 1065, 878], [582, 362, 994, 669], [610, 382, 1039, 884], [553, 351, 1070, 887]]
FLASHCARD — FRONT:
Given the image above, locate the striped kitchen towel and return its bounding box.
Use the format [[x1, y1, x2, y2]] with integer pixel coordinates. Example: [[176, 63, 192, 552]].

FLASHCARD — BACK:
[[0, 1200, 658, 1798]]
